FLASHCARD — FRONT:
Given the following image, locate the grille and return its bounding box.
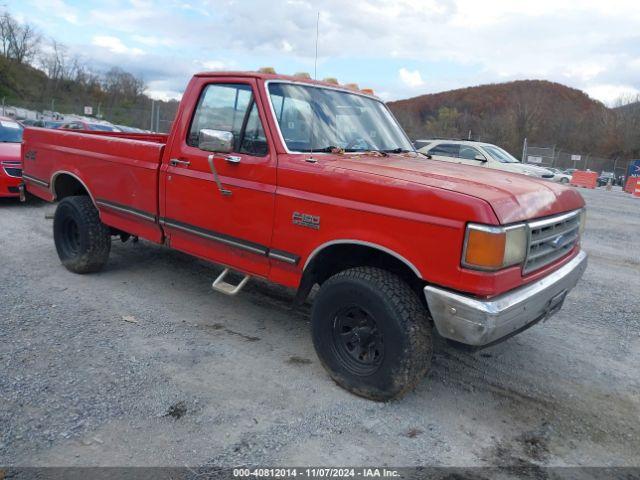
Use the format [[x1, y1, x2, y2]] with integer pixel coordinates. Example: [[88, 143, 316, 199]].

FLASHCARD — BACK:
[[524, 210, 581, 274], [3, 167, 22, 178]]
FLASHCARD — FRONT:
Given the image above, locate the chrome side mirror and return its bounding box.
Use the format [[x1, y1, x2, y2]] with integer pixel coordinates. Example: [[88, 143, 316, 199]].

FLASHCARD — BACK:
[[199, 129, 233, 153]]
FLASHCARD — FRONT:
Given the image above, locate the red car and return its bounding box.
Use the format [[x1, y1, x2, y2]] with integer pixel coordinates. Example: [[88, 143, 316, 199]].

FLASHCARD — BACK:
[[22, 71, 587, 400], [0, 117, 23, 198], [59, 120, 121, 132]]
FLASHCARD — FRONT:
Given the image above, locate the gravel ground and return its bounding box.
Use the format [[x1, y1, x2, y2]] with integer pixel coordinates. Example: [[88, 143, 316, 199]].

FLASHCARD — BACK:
[[1, 186, 639, 468]]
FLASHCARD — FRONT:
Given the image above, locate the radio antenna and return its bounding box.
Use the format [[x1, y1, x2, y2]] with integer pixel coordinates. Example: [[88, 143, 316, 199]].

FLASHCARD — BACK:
[[314, 11, 320, 80], [307, 11, 320, 164]]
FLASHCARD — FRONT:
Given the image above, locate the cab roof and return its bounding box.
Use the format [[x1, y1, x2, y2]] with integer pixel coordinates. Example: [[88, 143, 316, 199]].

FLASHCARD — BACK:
[[194, 70, 377, 97]]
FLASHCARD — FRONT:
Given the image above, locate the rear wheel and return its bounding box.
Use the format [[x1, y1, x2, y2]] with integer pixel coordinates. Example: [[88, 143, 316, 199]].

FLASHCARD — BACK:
[[53, 196, 111, 273], [311, 267, 432, 401], [561, 177, 569, 184]]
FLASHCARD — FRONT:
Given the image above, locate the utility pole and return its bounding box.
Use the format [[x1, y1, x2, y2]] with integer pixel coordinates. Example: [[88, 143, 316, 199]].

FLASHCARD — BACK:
[[51, 99, 55, 113], [156, 103, 161, 132], [521, 137, 527, 163], [150, 100, 155, 131], [1, 97, 4, 116]]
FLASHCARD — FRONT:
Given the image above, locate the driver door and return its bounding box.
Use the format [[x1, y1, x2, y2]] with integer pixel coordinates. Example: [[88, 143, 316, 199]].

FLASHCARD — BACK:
[[161, 78, 276, 277]]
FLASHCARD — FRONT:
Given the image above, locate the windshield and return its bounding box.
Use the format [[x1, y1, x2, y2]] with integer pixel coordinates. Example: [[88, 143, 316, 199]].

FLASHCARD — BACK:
[[0, 120, 24, 142], [268, 83, 413, 153], [483, 145, 521, 163]]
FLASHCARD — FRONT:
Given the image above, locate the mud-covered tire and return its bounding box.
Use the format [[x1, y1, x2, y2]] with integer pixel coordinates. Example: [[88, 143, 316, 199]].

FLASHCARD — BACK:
[[53, 196, 111, 273], [311, 267, 432, 401]]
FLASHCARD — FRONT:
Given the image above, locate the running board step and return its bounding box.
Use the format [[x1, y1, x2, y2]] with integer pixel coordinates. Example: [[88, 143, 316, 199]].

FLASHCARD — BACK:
[[212, 268, 250, 296]]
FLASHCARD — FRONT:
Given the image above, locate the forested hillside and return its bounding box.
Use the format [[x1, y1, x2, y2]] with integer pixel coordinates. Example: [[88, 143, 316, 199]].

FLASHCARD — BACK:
[[388, 80, 640, 159], [0, 12, 178, 130]]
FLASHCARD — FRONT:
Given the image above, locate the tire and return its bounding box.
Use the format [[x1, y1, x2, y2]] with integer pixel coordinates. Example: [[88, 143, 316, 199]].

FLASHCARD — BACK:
[[561, 178, 569, 184], [53, 196, 111, 273], [311, 267, 432, 401]]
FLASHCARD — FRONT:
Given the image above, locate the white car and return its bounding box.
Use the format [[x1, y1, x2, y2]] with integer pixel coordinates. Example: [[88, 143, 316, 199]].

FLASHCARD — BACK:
[[417, 139, 555, 180], [547, 168, 572, 184]]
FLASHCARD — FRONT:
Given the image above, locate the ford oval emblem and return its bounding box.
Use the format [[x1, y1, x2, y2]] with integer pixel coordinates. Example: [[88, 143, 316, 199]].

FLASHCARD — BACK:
[[550, 235, 565, 249]]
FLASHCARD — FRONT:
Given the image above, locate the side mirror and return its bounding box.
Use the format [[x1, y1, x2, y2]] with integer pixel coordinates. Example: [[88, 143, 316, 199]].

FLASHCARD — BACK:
[[474, 154, 487, 162], [199, 129, 233, 153]]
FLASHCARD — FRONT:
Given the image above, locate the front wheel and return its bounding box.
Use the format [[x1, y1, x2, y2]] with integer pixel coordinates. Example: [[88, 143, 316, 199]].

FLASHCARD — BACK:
[[561, 177, 569, 184], [53, 196, 111, 273], [311, 267, 432, 401]]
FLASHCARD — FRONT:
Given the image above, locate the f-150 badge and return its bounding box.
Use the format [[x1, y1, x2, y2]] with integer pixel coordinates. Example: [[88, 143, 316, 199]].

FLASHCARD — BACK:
[[292, 212, 320, 230]]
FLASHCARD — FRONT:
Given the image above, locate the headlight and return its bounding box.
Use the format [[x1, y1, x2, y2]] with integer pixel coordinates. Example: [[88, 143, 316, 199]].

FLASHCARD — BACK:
[[462, 223, 527, 271], [579, 208, 586, 236]]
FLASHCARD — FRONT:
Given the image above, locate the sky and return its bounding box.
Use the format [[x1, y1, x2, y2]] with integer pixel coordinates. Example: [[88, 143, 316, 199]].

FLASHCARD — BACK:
[[8, 0, 640, 104]]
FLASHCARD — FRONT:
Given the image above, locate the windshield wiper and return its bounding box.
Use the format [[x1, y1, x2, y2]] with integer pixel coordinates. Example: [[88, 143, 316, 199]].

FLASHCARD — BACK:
[[382, 147, 413, 154]]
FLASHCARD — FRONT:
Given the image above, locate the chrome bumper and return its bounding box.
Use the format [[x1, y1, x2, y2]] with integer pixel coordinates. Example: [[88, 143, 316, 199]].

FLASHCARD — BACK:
[[424, 250, 588, 347]]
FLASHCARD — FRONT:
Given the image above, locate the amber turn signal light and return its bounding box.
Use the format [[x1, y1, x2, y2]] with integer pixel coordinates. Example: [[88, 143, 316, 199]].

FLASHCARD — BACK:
[[462, 224, 527, 271]]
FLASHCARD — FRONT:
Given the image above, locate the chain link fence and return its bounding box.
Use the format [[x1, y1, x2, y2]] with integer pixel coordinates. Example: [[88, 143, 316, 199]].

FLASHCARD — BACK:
[[523, 143, 633, 179], [1, 97, 177, 133]]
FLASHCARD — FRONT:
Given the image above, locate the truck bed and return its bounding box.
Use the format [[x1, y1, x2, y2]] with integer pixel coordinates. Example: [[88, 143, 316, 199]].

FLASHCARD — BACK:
[[22, 127, 166, 242]]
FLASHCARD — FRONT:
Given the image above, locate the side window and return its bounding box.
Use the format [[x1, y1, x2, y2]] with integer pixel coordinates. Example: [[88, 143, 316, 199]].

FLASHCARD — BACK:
[[188, 83, 252, 148], [459, 146, 484, 160], [239, 102, 268, 156], [429, 143, 460, 158]]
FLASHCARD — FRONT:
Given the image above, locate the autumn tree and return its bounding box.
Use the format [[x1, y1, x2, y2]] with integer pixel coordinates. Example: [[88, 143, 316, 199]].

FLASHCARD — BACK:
[[0, 12, 41, 63]]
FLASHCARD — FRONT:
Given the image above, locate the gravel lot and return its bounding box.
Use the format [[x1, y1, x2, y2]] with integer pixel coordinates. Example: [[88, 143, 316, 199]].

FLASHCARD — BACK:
[[1, 186, 639, 468]]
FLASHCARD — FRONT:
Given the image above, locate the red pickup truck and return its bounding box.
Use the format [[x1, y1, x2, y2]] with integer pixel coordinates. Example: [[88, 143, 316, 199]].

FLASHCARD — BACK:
[[22, 71, 588, 400]]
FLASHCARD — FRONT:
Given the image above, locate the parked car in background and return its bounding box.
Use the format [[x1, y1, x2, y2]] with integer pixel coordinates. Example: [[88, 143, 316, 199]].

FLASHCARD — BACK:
[[418, 139, 556, 179], [0, 117, 24, 198], [564, 168, 578, 176], [114, 125, 147, 133], [20, 119, 64, 129], [597, 171, 615, 187], [548, 167, 572, 184], [59, 120, 121, 132], [413, 139, 434, 150]]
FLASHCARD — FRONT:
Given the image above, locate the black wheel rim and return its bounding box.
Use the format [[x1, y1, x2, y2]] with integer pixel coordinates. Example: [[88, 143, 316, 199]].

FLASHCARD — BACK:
[[331, 305, 384, 376], [61, 216, 80, 256]]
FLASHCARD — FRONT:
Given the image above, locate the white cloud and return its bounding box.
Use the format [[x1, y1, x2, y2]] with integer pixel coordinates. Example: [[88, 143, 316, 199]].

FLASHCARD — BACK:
[[584, 84, 640, 106], [132, 35, 174, 47], [282, 40, 293, 53], [30, 0, 79, 24], [19, 0, 640, 103], [199, 60, 228, 71], [399, 68, 425, 88], [92, 36, 145, 56]]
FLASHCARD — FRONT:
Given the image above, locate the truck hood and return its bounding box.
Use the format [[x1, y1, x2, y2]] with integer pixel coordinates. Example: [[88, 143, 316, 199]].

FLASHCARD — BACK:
[[332, 154, 585, 224]]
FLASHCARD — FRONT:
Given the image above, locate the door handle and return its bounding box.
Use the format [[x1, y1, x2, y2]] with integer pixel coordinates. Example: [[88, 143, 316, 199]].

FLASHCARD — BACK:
[[224, 155, 241, 164], [169, 158, 191, 167]]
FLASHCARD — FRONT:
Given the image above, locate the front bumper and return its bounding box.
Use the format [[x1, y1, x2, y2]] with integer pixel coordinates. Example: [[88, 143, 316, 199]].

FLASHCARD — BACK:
[[424, 250, 588, 347], [0, 171, 22, 197]]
